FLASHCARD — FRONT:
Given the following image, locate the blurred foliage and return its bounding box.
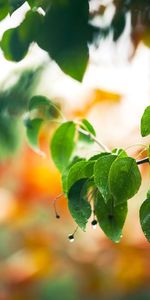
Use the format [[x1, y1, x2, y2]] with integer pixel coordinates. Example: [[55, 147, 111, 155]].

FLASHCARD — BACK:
[[0, 67, 42, 160], [0, 114, 21, 160], [0, 1, 150, 80], [37, 277, 79, 300], [0, 0, 95, 81], [0, 67, 42, 116]]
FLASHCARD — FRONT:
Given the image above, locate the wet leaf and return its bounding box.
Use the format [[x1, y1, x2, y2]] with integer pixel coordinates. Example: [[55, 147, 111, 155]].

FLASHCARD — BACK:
[[68, 179, 92, 231]]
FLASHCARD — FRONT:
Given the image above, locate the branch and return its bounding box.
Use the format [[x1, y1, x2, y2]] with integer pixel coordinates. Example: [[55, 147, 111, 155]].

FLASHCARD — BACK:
[[78, 127, 110, 152], [136, 157, 149, 165]]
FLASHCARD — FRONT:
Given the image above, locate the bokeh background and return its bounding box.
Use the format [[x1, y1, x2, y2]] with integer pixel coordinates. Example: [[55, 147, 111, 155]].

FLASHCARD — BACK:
[[0, 2, 150, 300]]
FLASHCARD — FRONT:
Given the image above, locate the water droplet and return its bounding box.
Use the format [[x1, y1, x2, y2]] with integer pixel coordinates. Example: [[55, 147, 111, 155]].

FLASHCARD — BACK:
[[92, 224, 97, 230]]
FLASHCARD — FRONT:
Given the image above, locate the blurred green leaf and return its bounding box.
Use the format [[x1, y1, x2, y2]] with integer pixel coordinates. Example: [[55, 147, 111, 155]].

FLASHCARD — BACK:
[[29, 95, 59, 119], [0, 114, 21, 160], [27, 0, 50, 10], [26, 118, 43, 151], [0, 68, 42, 116], [38, 276, 79, 300], [1, 27, 29, 61], [112, 11, 126, 41], [19, 10, 43, 43], [36, 0, 90, 81], [1, 10, 42, 62], [0, 0, 9, 20], [29, 95, 50, 111], [9, 0, 26, 13], [141, 106, 150, 137]]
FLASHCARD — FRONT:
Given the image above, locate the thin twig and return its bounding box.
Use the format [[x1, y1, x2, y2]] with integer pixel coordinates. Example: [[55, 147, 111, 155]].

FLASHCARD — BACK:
[[136, 157, 149, 165], [135, 147, 148, 160], [49, 103, 66, 122], [73, 226, 79, 235], [51, 193, 64, 218], [51, 193, 64, 205], [78, 127, 110, 152]]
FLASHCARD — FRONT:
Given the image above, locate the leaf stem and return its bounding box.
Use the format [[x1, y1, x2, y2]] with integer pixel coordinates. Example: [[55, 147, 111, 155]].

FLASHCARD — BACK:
[[51, 193, 64, 205], [78, 127, 110, 152], [136, 157, 149, 165]]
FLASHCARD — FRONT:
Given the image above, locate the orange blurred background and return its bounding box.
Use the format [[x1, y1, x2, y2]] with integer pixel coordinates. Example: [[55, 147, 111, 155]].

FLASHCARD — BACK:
[[0, 3, 150, 300]]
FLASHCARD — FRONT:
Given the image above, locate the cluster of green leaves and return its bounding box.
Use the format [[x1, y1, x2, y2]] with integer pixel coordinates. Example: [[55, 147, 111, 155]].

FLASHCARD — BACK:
[[23, 98, 150, 242], [139, 105, 150, 241], [51, 123, 142, 242], [0, 0, 96, 81], [24, 95, 60, 153], [0, 1, 150, 243], [1, 1, 150, 81]]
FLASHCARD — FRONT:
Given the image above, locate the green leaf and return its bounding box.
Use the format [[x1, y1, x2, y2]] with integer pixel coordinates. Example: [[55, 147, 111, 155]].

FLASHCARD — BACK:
[[26, 118, 43, 152], [9, 0, 25, 13], [0, 0, 9, 20], [1, 11, 42, 62], [79, 119, 96, 144], [89, 152, 110, 161], [109, 157, 141, 205], [29, 95, 50, 111], [147, 189, 150, 199], [36, 0, 90, 81], [61, 157, 85, 194], [112, 11, 126, 42], [94, 154, 117, 203], [27, 0, 41, 9], [68, 179, 92, 231], [67, 160, 94, 193], [0, 114, 21, 160], [51, 121, 76, 172], [19, 10, 43, 44], [28, 95, 59, 119], [27, 0, 50, 10], [1, 27, 29, 61], [140, 198, 150, 242], [0, 68, 42, 116], [141, 106, 150, 137], [94, 192, 127, 242], [112, 148, 128, 158]]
